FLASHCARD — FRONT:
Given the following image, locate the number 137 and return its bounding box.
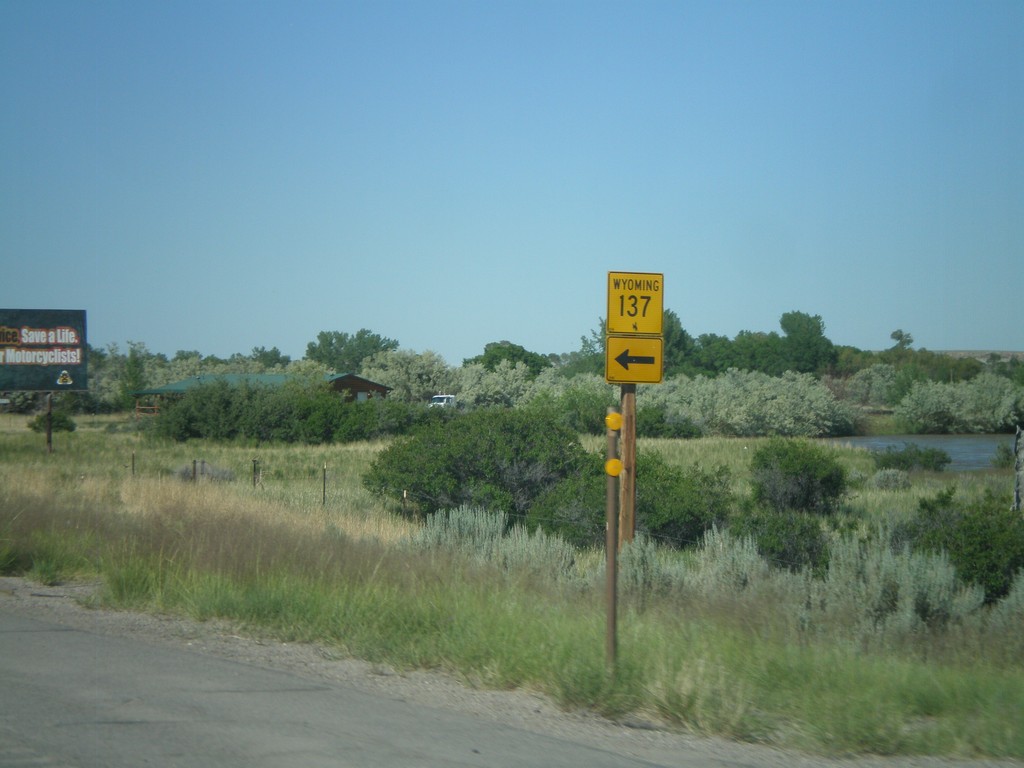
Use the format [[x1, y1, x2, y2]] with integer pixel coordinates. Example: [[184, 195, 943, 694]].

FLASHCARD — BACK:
[[618, 295, 651, 318]]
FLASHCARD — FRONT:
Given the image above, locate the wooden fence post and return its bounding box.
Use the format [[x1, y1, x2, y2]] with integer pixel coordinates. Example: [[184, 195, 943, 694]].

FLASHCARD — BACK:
[[1013, 425, 1022, 513]]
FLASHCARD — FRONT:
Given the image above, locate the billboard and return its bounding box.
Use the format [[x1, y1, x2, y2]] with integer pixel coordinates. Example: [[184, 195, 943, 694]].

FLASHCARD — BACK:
[[0, 309, 88, 391]]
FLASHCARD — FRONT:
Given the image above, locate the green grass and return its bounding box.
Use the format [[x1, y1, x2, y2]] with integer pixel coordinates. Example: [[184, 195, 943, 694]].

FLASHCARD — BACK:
[[1, 414, 1022, 758], [857, 411, 903, 435]]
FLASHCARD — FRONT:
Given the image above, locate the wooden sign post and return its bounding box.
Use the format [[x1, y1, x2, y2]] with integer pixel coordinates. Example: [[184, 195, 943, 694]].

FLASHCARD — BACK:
[[603, 271, 665, 670]]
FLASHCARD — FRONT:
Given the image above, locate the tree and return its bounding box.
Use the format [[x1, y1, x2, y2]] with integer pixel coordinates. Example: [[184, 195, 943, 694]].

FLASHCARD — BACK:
[[28, 404, 76, 434], [890, 329, 914, 351], [83, 344, 121, 412], [732, 330, 785, 375], [779, 311, 836, 375], [169, 350, 203, 378], [359, 349, 453, 403], [524, 370, 617, 434], [662, 309, 695, 377], [881, 329, 916, 369], [464, 341, 551, 377], [552, 319, 606, 376], [117, 341, 148, 410], [846, 364, 897, 407], [305, 329, 399, 372], [250, 346, 291, 368], [454, 360, 533, 408], [692, 333, 734, 375], [831, 345, 876, 377], [554, 320, 605, 377], [283, 358, 332, 381]]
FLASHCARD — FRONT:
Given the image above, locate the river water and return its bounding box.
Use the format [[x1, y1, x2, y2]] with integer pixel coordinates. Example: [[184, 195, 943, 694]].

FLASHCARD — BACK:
[[822, 434, 1015, 472]]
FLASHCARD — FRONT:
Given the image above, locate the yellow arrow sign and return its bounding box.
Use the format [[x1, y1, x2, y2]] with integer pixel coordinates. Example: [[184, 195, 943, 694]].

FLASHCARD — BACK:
[[605, 335, 663, 384]]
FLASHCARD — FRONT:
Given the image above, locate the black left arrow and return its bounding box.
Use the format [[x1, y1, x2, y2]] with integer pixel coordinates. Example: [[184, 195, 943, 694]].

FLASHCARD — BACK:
[[615, 349, 656, 370]]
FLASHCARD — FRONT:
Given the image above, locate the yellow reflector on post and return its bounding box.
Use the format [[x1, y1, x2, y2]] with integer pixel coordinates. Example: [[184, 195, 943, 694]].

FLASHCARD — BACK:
[[605, 412, 623, 431], [604, 458, 623, 477]]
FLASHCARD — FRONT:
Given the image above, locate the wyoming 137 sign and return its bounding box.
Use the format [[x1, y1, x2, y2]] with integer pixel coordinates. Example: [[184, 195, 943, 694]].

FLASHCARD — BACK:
[[0, 309, 88, 391], [606, 271, 663, 336]]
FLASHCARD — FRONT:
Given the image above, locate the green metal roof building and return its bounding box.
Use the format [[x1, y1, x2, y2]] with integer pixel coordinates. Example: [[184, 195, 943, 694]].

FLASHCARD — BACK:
[[132, 373, 390, 416]]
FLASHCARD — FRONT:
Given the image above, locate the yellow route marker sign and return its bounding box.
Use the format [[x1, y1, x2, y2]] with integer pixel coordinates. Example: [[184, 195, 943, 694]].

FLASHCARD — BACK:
[[606, 271, 664, 336]]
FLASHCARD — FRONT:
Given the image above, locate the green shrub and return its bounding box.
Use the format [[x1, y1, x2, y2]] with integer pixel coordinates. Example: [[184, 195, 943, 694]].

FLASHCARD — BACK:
[[872, 443, 951, 472], [495, 525, 576, 582], [27, 410, 77, 434], [636, 454, 733, 548], [729, 507, 828, 573], [154, 381, 432, 443], [894, 374, 1024, 434], [636, 403, 701, 438], [235, 383, 304, 442], [526, 452, 733, 550], [175, 461, 235, 482], [870, 469, 911, 491], [845, 363, 897, 407], [688, 527, 771, 593], [407, 505, 576, 583], [617, 535, 666, 599], [526, 454, 606, 547], [987, 571, 1024, 643], [295, 387, 348, 443], [749, 438, 847, 515], [521, 372, 617, 434], [152, 380, 247, 441], [895, 487, 1024, 602], [651, 370, 855, 437], [991, 442, 1017, 470], [820, 534, 986, 639], [410, 505, 507, 553], [363, 408, 591, 521]]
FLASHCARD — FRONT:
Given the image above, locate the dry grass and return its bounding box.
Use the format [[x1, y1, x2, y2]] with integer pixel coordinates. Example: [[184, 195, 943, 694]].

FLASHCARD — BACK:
[[2, 414, 1022, 757]]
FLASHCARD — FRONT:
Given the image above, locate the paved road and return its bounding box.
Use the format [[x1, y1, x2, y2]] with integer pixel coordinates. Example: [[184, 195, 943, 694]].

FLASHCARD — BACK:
[[0, 611, 724, 768]]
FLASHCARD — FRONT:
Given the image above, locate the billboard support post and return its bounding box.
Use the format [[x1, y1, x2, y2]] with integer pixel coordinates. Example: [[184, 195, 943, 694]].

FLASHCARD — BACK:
[[46, 393, 53, 454]]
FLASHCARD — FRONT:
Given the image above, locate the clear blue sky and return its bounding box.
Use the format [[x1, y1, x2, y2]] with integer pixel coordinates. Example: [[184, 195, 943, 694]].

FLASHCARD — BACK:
[[2, 0, 1021, 365]]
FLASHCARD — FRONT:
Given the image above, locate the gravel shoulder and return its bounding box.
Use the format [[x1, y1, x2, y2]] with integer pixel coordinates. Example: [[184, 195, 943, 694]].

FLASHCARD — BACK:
[[1, 575, 1018, 768]]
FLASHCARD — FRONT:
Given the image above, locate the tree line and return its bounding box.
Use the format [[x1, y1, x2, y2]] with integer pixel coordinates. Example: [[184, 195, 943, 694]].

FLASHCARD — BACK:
[[6, 310, 1023, 436]]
